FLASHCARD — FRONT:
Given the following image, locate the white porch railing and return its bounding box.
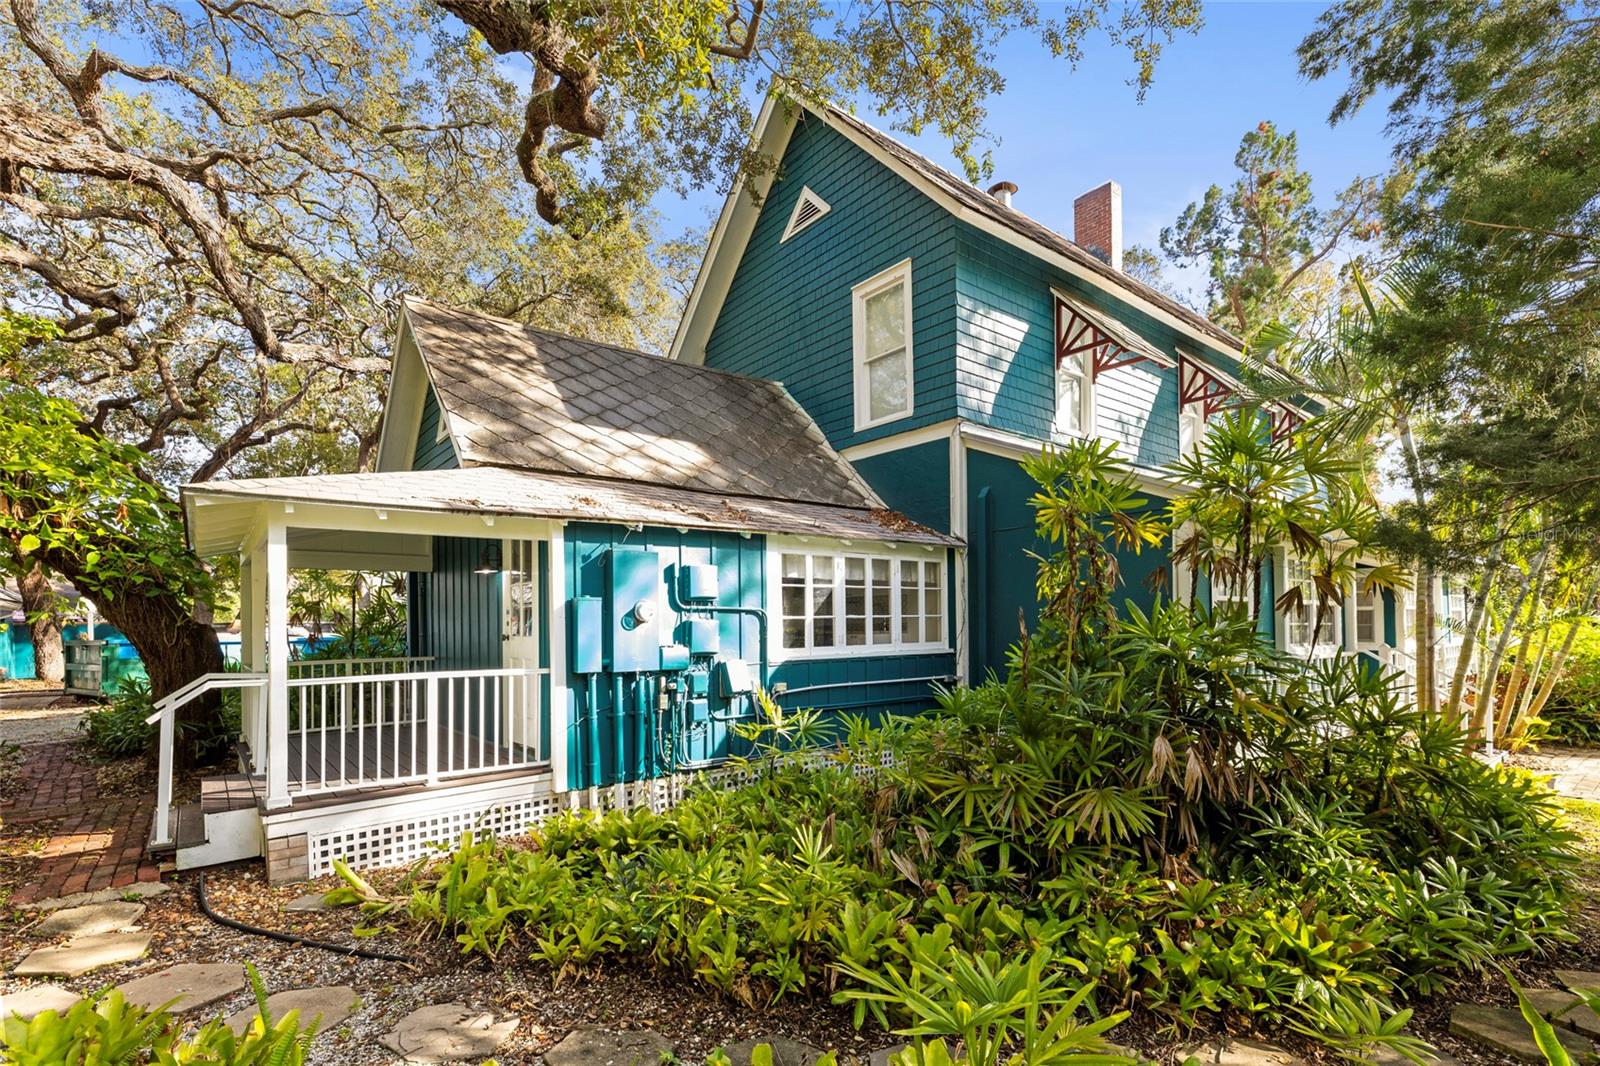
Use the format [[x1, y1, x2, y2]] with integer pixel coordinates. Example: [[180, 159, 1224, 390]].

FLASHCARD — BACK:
[[146, 672, 269, 847], [287, 655, 435, 680], [285, 667, 547, 798]]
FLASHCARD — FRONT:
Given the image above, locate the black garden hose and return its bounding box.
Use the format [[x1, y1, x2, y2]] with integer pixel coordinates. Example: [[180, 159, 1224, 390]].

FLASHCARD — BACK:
[[195, 870, 414, 963]]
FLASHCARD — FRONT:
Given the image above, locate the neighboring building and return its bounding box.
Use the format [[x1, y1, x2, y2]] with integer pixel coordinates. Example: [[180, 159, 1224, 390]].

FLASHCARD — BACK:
[[153, 93, 1451, 882]]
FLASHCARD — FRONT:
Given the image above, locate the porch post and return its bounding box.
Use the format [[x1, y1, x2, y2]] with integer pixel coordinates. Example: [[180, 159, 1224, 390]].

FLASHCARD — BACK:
[[240, 549, 267, 767], [265, 516, 292, 809], [548, 523, 569, 793]]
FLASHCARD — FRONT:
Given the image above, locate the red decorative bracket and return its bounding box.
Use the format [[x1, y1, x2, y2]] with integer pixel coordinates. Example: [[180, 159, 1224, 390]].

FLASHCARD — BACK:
[[1270, 405, 1304, 443], [1056, 295, 1171, 379], [1178, 355, 1238, 419]]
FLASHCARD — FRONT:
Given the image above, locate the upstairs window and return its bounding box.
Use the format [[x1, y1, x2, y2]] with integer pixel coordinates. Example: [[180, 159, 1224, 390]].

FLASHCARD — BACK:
[[1054, 346, 1091, 437], [853, 260, 914, 430], [1354, 582, 1379, 646], [778, 548, 945, 656]]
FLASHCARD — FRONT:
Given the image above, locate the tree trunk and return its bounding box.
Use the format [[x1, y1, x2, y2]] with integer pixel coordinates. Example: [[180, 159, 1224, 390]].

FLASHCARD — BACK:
[[1478, 559, 1538, 751], [1521, 610, 1590, 724], [18, 562, 64, 683], [1497, 559, 1550, 735], [1397, 415, 1436, 712], [1445, 513, 1509, 721]]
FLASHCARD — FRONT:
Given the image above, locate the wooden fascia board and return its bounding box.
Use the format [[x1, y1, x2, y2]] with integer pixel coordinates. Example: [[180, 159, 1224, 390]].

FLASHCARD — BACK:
[[669, 94, 797, 364]]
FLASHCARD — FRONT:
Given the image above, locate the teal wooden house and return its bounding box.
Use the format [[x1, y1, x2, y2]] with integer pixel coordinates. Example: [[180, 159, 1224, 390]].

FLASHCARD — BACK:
[[151, 93, 1441, 882]]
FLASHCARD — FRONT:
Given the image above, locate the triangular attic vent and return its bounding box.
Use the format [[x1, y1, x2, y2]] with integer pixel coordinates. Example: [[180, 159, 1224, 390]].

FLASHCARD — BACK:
[[779, 186, 831, 243]]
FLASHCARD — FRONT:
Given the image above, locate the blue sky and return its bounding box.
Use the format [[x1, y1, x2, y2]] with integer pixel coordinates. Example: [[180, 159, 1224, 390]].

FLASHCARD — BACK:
[[653, 1, 1397, 304]]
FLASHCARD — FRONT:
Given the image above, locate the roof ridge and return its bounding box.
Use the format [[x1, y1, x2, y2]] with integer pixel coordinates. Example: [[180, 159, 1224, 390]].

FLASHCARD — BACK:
[[401, 293, 797, 390], [814, 103, 1248, 356]]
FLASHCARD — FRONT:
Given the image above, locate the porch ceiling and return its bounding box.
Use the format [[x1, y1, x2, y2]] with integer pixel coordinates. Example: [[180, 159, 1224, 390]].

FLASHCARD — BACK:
[[182, 466, 960, 558]]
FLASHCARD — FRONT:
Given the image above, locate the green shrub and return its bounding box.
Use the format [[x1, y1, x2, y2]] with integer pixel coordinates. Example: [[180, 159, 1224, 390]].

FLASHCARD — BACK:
[[1, 965, 315, 1064], [79, 676, 156, 759], [347, 442, 1579, 1058], [1535, 620, 1600, 745]]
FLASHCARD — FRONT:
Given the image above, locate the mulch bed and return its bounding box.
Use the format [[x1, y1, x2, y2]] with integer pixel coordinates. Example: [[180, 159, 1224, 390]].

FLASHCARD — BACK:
[[4, 736, 1600, 1063]]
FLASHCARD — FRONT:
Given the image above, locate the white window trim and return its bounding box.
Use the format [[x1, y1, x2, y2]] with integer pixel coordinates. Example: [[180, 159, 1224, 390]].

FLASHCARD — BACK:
[[1350, 581, 1383, 652], [1178, 402, 1206, 455], [1051, 337, 1095, 441], [852, 259, 915, 432], [768, 539, 950, 663], [780, 185, 831, 243], [1279, 550, 1340, 656]]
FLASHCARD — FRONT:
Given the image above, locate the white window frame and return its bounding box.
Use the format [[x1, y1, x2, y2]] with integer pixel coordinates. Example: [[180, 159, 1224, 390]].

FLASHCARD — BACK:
[[1052, 341, 1095, 440], [1351, 581, 1381, 650], [1210, 558, 1251, 621], [770, 540, 949, 662], [852, 259, 915, 431], [1281, 552, 1338, 655], [1178, 402, 1206, 455], [780, 185, 831, 243]]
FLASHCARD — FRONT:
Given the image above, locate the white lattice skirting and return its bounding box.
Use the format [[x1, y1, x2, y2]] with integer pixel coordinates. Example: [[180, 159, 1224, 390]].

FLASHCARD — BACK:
[[305, 793, 564, 877]]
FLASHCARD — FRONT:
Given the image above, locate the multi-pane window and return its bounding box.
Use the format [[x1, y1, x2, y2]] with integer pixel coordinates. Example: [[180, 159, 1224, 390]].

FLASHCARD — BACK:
[[504, 539, 537, 638], [1354, 583, 1379, 646], [1285, 556, 1335, 648], [779, 550, 945, 654], [1055, 349, 1090, 437], [853, 261, 914, 429]]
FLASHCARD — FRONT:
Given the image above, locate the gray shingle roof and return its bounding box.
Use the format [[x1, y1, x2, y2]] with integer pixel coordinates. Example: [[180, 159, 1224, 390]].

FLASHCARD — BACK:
[[822, 105, 1248, 356], [184, 467, 957, 553], [404, 297, 882, 510]]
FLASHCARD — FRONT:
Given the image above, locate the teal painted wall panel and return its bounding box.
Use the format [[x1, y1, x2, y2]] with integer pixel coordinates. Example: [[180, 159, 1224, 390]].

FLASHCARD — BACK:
[[412, 387, 458, 471], [954, 229, 1195, 467], [771, 652, 956, 726], [966, 449, 1049, 679], [703, 115, 960, 450], [850, 439, 951, 531], [1383, 588, 1398, 647], [412, 536, 502, 671]]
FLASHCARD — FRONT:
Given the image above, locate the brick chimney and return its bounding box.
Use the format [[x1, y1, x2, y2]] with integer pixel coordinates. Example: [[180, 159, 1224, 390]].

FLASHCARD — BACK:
[[1073, 181, 1123, 271]]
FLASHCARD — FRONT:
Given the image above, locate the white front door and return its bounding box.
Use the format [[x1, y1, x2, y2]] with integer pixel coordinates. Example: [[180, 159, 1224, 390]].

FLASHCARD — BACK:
[[499, 538, 542, 761]]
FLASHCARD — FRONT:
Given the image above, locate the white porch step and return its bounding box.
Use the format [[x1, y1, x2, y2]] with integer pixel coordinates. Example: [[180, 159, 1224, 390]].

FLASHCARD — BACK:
[[148, 791, 265, 871]]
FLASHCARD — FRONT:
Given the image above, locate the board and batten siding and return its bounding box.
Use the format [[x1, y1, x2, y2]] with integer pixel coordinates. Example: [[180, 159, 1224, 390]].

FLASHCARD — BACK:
[[412, 386, 457, 471], [703, 115, 961, 451]]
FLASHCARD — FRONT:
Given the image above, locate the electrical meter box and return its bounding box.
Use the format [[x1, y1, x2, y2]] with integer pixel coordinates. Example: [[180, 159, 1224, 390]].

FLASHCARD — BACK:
[[715, 657, 754, 697], [680, 563, 719, 602], [658, 643, 691, 672], [684, 616, 720, 656], [607, 548, 660, 672], [569, 596, 603, 674]]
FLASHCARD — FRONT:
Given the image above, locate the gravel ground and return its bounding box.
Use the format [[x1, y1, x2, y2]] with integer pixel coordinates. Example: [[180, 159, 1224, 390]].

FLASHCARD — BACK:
[[0, 705, 87, 745]]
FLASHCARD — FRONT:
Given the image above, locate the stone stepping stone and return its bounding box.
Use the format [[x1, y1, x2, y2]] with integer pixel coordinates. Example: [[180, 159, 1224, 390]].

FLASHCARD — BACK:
[[544, 1024, 673, 1066], [284, 892, 330, 912], [1561, 971, 1600, 993], [868, 1046, 909, 1066], [115, 962, 246, 1014], [27, 883, 169, 912], [721, 1036, 827, 1066], [380, 1003, 517, 1063], [34, 901, 146, 939], [1527, 988, 1600, 1037], [12, 931, 152, 977], [1369, 1047, 1460, 1066], [224, 985, 360, 1036], [1449, 1003, 1596, 1063], [1183, 1039, 1302, 1065], [1, 984, 82, 1021]]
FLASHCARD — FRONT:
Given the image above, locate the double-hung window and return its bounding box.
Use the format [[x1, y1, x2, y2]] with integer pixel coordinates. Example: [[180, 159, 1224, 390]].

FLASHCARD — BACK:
[[1210, 558, 1251, 621], [1055, 347, 1091, 437], [853, 260, 914, 430], [1285, 555, 1336, 649], [1353, 582, 1379, 647], [778, 548, 945, 656]]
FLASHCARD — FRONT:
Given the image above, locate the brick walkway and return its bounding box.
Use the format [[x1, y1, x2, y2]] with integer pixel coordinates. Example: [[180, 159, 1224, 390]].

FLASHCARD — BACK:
[[0, 740, 161, 903], [1520, 745, 1600, 802]]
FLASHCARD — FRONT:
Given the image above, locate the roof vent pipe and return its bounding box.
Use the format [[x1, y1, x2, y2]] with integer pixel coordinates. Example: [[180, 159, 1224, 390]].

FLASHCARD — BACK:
[[986, 180, 1018, 208]]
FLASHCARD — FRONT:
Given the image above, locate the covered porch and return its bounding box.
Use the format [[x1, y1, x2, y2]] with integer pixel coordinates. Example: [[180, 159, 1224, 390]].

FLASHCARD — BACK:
[[151, 474, 570, 847]]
